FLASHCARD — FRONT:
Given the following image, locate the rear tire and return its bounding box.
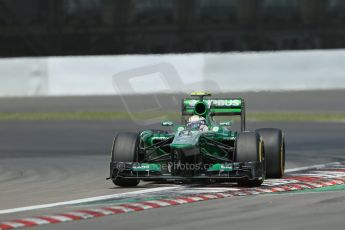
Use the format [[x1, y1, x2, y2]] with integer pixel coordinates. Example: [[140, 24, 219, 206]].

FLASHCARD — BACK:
[[111, 132, 140, 187], [236, 132, 264, 187], [256, 128, 285, 178]]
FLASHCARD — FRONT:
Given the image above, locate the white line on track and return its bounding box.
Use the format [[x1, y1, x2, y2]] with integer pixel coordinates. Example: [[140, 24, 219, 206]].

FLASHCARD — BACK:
[[285, 162, 340, 173], [0, 186, 179, 215]]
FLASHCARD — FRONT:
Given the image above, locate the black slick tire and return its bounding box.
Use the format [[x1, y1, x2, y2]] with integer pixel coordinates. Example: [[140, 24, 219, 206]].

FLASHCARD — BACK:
[[256, 128, 285, 178], [236, 132, 264, 187], [111, 132, 140, 187]]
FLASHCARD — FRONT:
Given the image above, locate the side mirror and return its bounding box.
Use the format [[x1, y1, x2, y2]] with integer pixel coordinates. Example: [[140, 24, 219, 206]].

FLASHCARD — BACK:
[[161, 121, 174, 126], [219, 121, 232, 126]]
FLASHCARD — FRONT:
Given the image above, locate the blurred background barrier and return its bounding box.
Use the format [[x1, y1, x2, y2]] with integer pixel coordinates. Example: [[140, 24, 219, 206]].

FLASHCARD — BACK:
[[1, 49, 345, 97], [0, 58, 49, 96], [1, 0, 345, 57]]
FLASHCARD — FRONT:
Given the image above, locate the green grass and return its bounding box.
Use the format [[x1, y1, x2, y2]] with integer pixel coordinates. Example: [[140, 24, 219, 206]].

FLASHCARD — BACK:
[[0, 111, 344, 122], [0, 111, 179, 121], [247, 112, 345, 122]]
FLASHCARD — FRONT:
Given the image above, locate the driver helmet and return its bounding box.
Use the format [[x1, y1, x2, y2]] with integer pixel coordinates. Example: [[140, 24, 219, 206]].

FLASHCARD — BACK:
[[187, 115, 208, 131]]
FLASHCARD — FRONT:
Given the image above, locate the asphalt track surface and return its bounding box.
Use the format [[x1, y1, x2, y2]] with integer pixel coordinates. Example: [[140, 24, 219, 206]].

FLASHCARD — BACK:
[[1, 119, 345, 230], [1, 89, 345, 112]]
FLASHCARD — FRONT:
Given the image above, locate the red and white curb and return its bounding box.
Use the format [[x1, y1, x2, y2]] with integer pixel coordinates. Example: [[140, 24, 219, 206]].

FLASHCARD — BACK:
[[1, 164, 345, 229]]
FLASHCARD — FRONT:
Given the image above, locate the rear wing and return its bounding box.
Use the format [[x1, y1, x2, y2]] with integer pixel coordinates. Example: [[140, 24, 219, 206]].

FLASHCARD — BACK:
[[181, 98, 245, 116], [181, 98, 246, 131]]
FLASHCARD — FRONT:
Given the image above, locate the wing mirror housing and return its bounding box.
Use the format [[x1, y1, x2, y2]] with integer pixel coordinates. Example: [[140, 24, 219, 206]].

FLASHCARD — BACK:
[[219, 121, 232, 126], [161, 121, 174, 126]]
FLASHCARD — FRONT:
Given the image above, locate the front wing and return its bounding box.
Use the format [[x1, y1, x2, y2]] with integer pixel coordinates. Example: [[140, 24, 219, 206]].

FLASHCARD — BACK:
[[108, 161, 264, 182]]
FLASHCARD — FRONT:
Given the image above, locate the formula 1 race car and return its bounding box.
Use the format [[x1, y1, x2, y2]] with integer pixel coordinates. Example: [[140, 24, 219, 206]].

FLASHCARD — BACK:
[[108, 92, 285, 187]]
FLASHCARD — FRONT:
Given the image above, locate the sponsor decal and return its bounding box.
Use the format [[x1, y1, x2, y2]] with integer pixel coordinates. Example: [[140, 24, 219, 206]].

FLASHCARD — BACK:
[[185, 99, 241, 107]]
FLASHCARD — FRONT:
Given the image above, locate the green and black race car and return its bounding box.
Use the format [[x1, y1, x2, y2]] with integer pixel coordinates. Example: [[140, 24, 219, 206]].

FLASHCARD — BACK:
[[108, 92, 285, 187]]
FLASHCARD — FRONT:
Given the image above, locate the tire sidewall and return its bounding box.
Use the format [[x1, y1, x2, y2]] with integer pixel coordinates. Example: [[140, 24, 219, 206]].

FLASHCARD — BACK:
[[256, 128, 285, 178]]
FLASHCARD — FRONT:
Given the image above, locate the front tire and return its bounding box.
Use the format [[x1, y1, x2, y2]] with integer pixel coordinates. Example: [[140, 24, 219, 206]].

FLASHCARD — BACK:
[[111, 132, 140, 187], [236, 132, 264, 187], [256, 128, 285, 178]]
